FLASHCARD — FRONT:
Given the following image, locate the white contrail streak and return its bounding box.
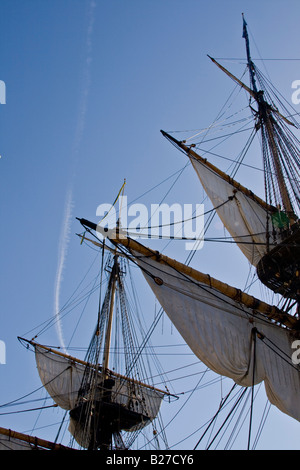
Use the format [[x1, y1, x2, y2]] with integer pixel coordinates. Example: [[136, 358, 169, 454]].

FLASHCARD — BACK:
[[54, 188, 73, 351], [54, 0, 96, 350]]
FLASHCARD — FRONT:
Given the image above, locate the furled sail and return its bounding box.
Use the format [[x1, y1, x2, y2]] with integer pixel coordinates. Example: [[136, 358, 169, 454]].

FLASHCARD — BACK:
[[33, 344, 164, 435], [161, 130, 278, 267]]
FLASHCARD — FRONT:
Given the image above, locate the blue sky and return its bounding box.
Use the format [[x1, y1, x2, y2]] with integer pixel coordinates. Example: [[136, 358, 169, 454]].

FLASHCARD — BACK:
[[1, 0, 300, 450]]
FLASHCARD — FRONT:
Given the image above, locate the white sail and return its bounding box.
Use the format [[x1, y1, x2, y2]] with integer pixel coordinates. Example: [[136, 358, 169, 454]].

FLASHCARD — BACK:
[[68, 379, 165, 448], [132, 252, 300, 422], [190, 157, 270, 266], [35, 346, 84, 410], [0, 435, 35, 450], [0, 427, 71, 451], [34, 346, 164, 427]]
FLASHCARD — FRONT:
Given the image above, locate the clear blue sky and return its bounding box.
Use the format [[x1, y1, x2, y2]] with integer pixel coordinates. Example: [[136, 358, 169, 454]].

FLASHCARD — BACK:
[[1, 0, 300, 450]]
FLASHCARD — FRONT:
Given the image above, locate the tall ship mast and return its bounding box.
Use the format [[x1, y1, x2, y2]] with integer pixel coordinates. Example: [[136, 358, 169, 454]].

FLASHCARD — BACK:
[[162, 15, 300, 306], [1, 247, 173, 451], [65, 253, 169, 450], [2, 16, 300, 451], [77, 15, 300, 444]]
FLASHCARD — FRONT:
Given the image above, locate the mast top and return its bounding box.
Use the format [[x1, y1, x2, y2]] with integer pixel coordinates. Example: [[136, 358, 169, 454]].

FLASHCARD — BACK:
[[242, 14, 259, 96], [207, 18, 299, 220]]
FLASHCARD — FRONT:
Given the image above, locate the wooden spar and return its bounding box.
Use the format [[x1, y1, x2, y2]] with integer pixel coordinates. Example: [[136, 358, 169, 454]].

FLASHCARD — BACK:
[[0, 426, 74, 450], [19, 337, 171, 396], [209, 51, 296, 218], [76, 233, 126, 256], [208, 57, 297, 220], [161, 129, 276, 213], [75, 220, 299, 330], [208, 55, 256, 100]]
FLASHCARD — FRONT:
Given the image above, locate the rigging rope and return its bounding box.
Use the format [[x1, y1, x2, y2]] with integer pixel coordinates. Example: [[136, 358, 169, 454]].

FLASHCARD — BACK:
[[193, 382, 237, 449], [247, 328, 257, 450]]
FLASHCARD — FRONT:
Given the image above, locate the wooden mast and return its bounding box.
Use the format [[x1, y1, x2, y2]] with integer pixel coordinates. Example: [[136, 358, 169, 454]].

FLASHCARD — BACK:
[[102, 254, 118, 377], [242, 15, 294, 219], [207, 17, 296, 221]]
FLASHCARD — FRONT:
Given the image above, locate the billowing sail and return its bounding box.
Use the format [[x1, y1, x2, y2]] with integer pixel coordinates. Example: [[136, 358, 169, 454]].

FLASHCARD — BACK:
[[35, 345, 85, 410], [129, 248, 300, 422], [81, 221, 300, 423], [161, 130, 278, 267], [190, 157, 270, 266], [34, 345, 164, 434]]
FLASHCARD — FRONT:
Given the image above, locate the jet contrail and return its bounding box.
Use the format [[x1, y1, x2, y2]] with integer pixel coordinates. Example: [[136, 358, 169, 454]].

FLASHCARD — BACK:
[[54, 0, 96, 350], [54, 188, 73, 351]]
